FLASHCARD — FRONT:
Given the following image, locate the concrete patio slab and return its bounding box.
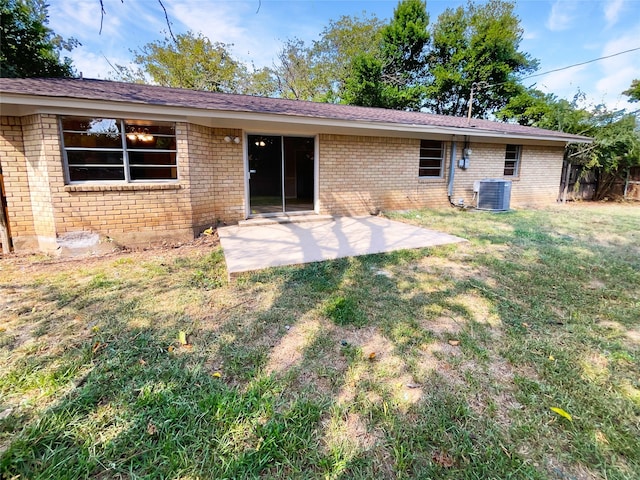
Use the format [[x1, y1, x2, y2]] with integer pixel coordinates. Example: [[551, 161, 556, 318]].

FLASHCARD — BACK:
[[218, 216, 466, 276]]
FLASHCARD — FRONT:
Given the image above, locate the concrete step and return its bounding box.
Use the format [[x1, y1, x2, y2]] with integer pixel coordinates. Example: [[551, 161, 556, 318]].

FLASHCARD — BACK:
[[238, 214, 334, 227]]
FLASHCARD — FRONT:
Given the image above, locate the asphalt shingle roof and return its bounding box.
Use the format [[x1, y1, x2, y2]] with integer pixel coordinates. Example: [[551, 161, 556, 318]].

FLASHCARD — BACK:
[[0, 77, 591, 142]]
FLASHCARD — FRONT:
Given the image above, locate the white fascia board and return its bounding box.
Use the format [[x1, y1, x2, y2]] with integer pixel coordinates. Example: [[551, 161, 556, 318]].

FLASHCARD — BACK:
[[1, 93, 592, 144]]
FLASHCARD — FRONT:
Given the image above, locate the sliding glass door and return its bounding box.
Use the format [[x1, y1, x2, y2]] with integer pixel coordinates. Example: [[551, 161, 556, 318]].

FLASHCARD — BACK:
[[248, 135, 314, 215]]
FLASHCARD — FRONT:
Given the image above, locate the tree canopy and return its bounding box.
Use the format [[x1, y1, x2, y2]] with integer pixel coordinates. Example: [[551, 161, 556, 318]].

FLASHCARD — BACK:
[[500, 87, 640, 199], [271, 12, 385, 102], [340, 0, 430, 109], [623, 79, 640, 103], [116, 31, 275, 96], [424, 0, 537, 117], [338, 0, 535, 116], [0, 0, 76, 78]]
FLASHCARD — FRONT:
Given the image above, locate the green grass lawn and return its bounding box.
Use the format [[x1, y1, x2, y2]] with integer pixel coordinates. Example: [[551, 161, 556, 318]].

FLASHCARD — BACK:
[[1, 203, 638, 479]]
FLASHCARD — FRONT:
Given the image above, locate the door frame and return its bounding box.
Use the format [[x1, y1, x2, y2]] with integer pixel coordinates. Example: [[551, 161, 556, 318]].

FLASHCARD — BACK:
[[0, 168, 12, 253], [244, 133, 319, 218]]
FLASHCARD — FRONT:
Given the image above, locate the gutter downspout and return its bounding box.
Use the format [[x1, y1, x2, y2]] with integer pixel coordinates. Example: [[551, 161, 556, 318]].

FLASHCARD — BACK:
[[447, 141, 457, 207]]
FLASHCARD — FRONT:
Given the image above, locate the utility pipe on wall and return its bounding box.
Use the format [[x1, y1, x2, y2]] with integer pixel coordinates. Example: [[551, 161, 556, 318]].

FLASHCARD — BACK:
[[447, 141, 457, 206]]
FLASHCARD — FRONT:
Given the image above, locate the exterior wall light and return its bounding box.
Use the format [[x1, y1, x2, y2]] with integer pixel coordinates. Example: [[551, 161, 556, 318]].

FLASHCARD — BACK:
[[224, 136, 241, 144]]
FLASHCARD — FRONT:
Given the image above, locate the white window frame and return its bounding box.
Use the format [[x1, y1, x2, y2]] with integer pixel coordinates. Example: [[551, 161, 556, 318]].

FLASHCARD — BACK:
[[60, 116, 178, 184], [504, 144, 521, 177], [419, 139, 444, 178]]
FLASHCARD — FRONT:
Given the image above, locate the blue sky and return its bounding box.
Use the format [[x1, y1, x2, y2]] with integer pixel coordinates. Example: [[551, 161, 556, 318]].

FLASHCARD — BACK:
[[48, 0, 640, 111]]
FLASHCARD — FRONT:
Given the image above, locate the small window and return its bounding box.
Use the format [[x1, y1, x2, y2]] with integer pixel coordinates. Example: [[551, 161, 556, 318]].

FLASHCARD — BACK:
[[60, 117, 177, 183], [504, 144, 521, 177], [419, 140, 444, 177]]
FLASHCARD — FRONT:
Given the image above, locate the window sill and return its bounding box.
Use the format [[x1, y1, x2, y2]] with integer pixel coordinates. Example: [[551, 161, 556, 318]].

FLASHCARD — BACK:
[[64, 183, 183, 193], [418, 177, 445, 183]]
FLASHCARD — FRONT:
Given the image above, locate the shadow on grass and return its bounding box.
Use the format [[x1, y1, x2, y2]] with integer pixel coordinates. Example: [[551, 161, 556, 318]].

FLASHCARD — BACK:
[[2, 206, 639, 479]]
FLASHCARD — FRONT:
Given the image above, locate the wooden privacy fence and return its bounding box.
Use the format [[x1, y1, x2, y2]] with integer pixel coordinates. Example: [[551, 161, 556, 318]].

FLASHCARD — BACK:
[[559, 163, 640, 202]]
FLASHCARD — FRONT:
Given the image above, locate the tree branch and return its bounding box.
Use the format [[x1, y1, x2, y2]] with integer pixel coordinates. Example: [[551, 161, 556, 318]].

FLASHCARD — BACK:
[[157, 0, 176, 44], [98, 0, 108, 35], [98, 0, 175, 45]]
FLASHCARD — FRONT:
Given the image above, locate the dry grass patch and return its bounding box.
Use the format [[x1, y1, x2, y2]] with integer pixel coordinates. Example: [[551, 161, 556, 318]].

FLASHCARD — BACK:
[[2, 204, 639, 479]]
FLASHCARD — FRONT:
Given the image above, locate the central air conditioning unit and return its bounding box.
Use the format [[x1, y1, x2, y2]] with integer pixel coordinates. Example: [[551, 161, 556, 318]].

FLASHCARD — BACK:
[[476, 179, 512, 211]]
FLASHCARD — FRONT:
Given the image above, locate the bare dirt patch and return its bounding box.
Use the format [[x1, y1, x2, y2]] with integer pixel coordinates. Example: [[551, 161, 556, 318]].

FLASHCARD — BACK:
[[0, 233, 220, 276]]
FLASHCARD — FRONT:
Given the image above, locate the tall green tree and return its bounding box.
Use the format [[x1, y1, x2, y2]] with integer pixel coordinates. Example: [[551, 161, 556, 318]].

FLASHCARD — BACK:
[[425, 0, 537, 117], [623, 79, 640, 103], [341, 54, 386, 107], [271, 13, 384, 101], [0, 0, 76, 78], [273, 38, 319, 100], [379, 0, 430, 109], [341, 0, 430, 110], [117, 31, 275, 95]]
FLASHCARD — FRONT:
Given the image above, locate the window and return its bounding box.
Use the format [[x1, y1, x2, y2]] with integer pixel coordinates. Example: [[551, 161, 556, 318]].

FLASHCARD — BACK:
[[419, 139, 444, 177], [504, 144, 521, 177], [60, 117, 177, 183]]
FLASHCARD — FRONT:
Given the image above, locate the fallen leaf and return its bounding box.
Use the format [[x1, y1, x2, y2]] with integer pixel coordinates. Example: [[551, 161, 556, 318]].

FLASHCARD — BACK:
[[178, 331, 188, 345], [499, 442, 512, 458], [448, 339, 460, 346], [550, 407, 573, 422], [167, 345, 175, 353], [92, 341, 105, 354], [432, 450, 455, 468], [368, 352, 376, 360], [212, 372, 222, 378], [139, 359, 147, 365], [548, 355, 555, 361], [203, 227, 214, 236], [522, 322, 530, 328], [147, 421, 158, 436]]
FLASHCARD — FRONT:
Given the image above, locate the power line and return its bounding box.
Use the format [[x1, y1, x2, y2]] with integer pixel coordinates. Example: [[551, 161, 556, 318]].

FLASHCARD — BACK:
[[520, 46, 640, 82], [474, 46, 640, 91]]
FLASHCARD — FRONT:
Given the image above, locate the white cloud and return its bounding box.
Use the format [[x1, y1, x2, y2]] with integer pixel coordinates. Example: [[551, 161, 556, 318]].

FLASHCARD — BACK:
[[166, 1, 284, 68], [49, 0, 122, 42], [595, 27, 640, 109], [535, 64, 589, 98], [546, 0, 578, 31], [67, 47, 131, 80], [521, 24, 538, 41], [49, 0, 107, 41], [604, 0, 625, 28]]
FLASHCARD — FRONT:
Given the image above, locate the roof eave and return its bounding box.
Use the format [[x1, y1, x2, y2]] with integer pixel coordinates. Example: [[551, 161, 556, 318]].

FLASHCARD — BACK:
[[0, 92, 593, 144]]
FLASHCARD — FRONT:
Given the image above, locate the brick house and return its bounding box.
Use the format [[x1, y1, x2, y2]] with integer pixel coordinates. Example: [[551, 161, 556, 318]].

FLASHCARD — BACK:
[[0, 78, 590, 254]]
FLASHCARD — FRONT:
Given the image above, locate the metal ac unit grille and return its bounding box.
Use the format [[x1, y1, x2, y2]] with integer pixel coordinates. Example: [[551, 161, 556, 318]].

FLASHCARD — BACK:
[[477, 179, 512, 211]]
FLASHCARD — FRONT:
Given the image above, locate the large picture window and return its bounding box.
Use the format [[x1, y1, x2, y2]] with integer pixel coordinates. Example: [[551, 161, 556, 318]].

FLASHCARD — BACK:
[[60, 117, 177, 183], [419, 139, 444, 178], [504, 144, 521, 177]]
